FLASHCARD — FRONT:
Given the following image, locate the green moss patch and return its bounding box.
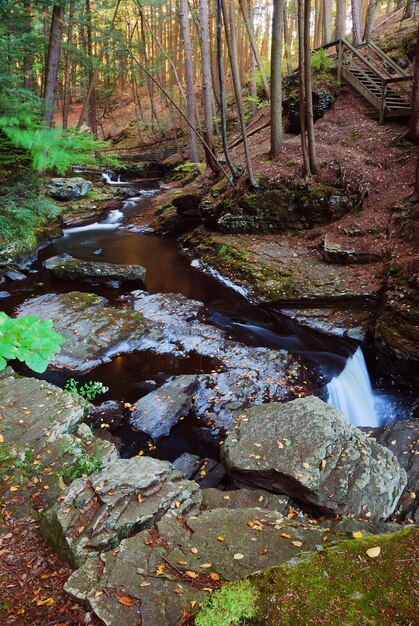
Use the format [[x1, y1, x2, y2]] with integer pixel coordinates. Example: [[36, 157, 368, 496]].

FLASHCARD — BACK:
[[195, 528, 418, 626]]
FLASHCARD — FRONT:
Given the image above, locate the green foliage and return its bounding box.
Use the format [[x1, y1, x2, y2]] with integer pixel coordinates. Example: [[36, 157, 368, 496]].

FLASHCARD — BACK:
[[0, 313, 65, 373], [310, 49, 336, 81], [195, 580, 258, 626], [64, 378, 109, 401], [58, 436, 104, 482], [171, 161, 206, 184]]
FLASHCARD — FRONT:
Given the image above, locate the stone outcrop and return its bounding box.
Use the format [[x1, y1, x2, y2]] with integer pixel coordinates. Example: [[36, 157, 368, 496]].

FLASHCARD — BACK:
[[222, 396, 406, 520], [323, 234, 383, 264], [17, 292, 147, 373], [42, 456, 201, 567], [46, 177, 93, 200], [44, 255, 146, 285]]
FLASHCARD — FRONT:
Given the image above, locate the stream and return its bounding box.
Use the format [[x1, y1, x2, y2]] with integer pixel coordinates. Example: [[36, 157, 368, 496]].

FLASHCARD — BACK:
[[2, 174, 413, 461]]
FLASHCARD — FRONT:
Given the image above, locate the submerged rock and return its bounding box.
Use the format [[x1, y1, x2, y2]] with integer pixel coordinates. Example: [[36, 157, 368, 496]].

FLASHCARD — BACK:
[[4, 269, 27, 281], [129, 375, 198, 441], [86, 400, 124, 432], [46, 177, 93, 200], [17, 292, 147, 373], [42, 456, 201, 566], [222, 396, 406, 520], [45, 255, 146, 285], [172, 453, 226, 488]]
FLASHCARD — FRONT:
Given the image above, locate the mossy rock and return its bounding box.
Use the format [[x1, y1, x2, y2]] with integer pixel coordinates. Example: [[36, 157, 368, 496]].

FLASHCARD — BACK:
[[195, 527, 418, 626]]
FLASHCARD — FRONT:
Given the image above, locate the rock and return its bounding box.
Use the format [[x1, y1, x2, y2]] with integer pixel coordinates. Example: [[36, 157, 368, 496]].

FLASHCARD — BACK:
[[93, 248, 102, 255], [17, 292, 147, 373], [42, 456, 201, 566], [46, 177, 93, 201], [85, 400, 124, 432], [172, 192, 202, 217], [43, 253, 73, 269], [44, 255, 146, 285], [280, 306, 371, 342], [323, 234, 382, 264], [105, 280, 121, 289], [64, 507, 349, 626], [0, 370, 85, 447], [0, 291, 10, 298], [201, 487, 290, 513], [172, 454, 226, 488], [130, 291, 312, 430], [4, 269, 27, 281], [129, 375, 198, 441], [365, 420, 419, 523], [222, 396, 406, 520]]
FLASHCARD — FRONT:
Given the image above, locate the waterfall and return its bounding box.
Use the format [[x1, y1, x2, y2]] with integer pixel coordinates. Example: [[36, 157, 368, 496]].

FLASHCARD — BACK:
[[102, 209, 124, 224], [101, 172, 122, 185], [327, 347, 379, 427]]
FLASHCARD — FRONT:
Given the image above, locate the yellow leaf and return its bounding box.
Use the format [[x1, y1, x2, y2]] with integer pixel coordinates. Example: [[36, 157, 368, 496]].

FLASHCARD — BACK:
[[43, 485, 49, 490], [292, 540, 303, 547], [137, 495, 144, 504], [156, 564, 165, 576], [217, 536, 225, 542], [190, 547, 198, 554], [233, 553, 244, 560], [10, 486, 19, 492], [281, 533, 292, 539], [321, 459, 327, 468], [185, 570, 198, 579], [199, 563, 212, 568], [276, 440, 284, 449], [175, 501, 180, 509], [0, 434, 3, 443], [209, 572, 220, 581], [302, 462, 309, 469], [118, 595, 134, 607], [366, 546, 381, 558], [177, 560, 187, 566], [352, 531, 363, 539], [191, 600, 197, 608]]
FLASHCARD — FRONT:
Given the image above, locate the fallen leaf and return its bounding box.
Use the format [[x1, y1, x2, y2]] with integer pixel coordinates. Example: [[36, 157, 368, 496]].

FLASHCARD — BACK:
[[321, 459, 327, 468], [177, 560, 187, 566], [10, 486, 19, 492], [139, 582, 151, 588], [118, 596, 134, 607], [156, 564, 165, 576], [281, 533, 292, 539], [191, 600, 197, 608], [190, 547, 198, 554], [199, 563, 212, 568], [137, 495, 144, 504], [209, 572, 220, 581], [0, 434, 3, 443], [302, 462, 309, 469], [233, 553, 244, 560], [185, 570, 198, 579], [291, 540, 303, 547], [352, 531, 363, 539], [217, 536, 225, 542], [366, 546, 381, 558]]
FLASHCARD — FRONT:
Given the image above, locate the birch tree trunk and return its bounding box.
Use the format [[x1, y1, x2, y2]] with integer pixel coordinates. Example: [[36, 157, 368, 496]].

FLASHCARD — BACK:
[[270, 0, 283, 158], [43, 4, 64, 127], [336, 0, 346, 40], [351, 0, 362, 46], [180, 0, 199, 161], [323, 0, 333, 44]]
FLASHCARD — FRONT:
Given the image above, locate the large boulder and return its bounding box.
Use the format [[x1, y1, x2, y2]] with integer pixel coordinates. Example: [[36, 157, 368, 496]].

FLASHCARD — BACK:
[[64, 506, 345, 626], [129, 375, 199, 441], [41, 456, 201, 567], [17, 292, 147, 373], [44, 255, 146, 285], [222, 396, 406, 520], [46, 177, 93, 200]]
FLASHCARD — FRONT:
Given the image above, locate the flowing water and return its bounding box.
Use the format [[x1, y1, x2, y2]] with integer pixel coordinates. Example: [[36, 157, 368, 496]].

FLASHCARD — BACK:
[[3, 174, 412, 445]]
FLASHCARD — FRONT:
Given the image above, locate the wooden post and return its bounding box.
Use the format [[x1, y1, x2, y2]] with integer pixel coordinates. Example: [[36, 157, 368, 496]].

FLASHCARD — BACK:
[[337, 39, 343, 84], [379, 81, 387, 124]]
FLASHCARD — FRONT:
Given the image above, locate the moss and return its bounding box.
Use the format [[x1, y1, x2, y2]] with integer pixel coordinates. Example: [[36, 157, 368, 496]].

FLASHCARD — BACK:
[[194, 528, 418, 626]]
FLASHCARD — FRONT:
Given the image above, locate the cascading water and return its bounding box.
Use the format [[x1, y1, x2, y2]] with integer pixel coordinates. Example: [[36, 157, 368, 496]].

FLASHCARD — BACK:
[[327, 347, 380, 427]]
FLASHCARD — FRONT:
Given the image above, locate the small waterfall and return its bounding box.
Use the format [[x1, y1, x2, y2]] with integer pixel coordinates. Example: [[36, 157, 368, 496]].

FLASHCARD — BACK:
[[327, 347, 379, 427], [102, 209, 124, 224]]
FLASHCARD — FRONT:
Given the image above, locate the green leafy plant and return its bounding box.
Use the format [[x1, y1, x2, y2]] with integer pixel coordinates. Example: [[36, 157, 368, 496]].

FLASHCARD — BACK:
[[171, 161, 206, 183], [58, 437, 104, 482], [0, 313, 65, 373], [64, 378, 109, 401], [195, 580, 258, 626]]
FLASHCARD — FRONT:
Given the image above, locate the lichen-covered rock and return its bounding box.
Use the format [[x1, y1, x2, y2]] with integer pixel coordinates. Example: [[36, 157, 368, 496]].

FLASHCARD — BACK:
[[0, 370, 85, 447], [41, 456, 201, 566], [46, 177, 93, 200], [17, 292, 147, 373], [222, 396, 406, 520], [129, 375, 198, 441], [45, 255, 146, 285], [65, 506, 342, 626]]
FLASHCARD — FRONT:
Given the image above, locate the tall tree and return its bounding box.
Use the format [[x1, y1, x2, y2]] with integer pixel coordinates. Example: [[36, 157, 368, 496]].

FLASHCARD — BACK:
[[363, 0, 379, 42], [304, 0, 317, 172], [62, 0, 75, 129], [270, 0, 283, 158], [336, 0, 346, 40], [85, 0, 97, 136], [198, 0, 221, 173], [408, 24, 419, 144], [43, 4, 65, 127], [238, 0, 270, 99], [298, 0, 310, 175], [351, 0, 362, 46], [179, 0, 199, 162]]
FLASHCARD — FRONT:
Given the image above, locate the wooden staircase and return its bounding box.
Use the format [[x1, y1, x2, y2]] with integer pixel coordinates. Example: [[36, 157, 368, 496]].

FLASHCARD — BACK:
[[336, 39, 412, 123]]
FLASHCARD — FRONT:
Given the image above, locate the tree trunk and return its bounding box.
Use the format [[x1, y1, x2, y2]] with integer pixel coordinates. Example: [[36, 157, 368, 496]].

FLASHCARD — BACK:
[[408, 24, 419, 144], [336, 0, 346, 40], [85, 0, 97, 135], [351, 0, 362, 46], [216, 0, 238, 177], [179, 0, 199, 161], [43, 4, 64, 128], [283, 2, 293, 75], [323, 0, 333, 44], [23, 0, 32, 90], [62, 0, 74, 129], [270, 0, 283, 158], [223, 0, 257, 187], [238, 0, 270, 99], [199, 0, 221, 173], [363, 0, 379, 42], [304, 0, 317, 172], [298, 0, 310, 176]]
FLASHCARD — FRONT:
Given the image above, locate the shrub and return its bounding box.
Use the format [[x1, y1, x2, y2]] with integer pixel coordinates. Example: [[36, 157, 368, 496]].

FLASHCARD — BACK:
[[195, 580, 259, 626]]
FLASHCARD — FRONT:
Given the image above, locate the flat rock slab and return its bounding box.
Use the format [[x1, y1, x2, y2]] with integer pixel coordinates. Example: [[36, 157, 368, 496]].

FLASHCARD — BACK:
[[65, 507, 343, 626], [0, 369, 85, 447], [222, 396, 406, 520], [17, 292, 147, 373], [130, 292, 312, 429], [280, 306, 372, 342], [323, 234, 382, 264], [42, 456, 201, 567], [45, 256, 146, 285], [129, 375, 198, 441]]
